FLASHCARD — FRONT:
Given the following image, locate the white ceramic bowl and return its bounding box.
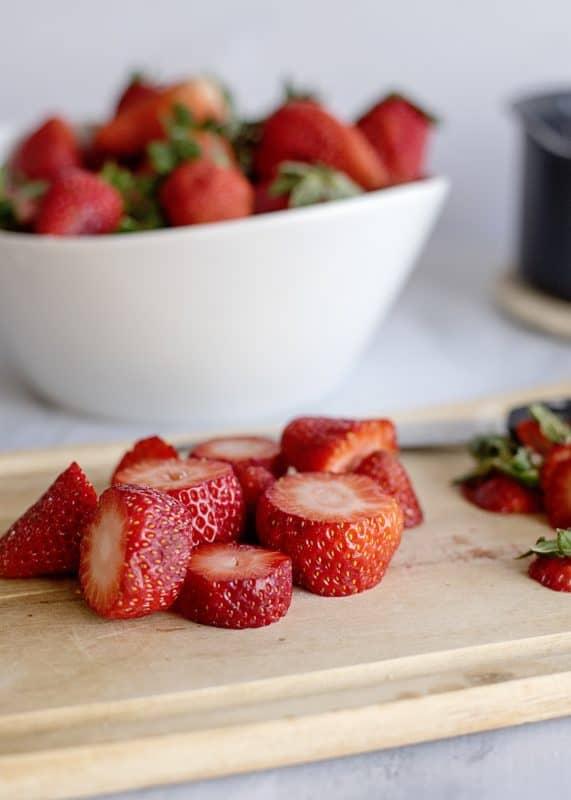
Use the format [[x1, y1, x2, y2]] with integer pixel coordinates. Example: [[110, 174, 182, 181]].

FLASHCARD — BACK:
[[0, 172, 448, 423]]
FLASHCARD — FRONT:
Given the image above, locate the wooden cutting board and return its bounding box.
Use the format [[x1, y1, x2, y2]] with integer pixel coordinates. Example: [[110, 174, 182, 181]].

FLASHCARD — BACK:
[[2, 381, 571, 800]]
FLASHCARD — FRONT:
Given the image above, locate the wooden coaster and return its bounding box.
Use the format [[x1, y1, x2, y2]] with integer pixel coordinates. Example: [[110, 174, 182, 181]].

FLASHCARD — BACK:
[[496, 272, 571, 339]]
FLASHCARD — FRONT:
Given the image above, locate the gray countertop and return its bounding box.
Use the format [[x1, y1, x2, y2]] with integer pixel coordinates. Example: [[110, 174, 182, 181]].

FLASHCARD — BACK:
[[1, 238, 569, 799]]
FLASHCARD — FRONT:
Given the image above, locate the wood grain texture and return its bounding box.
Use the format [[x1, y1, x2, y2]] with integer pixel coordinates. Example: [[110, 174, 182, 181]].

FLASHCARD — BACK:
[[1, 381, 571, 800]]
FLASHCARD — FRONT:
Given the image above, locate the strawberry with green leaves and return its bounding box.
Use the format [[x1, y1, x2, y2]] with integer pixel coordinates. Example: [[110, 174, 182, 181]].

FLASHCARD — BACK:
[[95, 79, 229, 157], [519, 528, 571, 592], [254, 161, 362, 214], [255, 101, 388, 190]]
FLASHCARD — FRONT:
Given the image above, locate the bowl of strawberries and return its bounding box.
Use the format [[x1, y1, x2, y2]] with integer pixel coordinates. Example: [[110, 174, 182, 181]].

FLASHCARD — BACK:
[[0, 74, 448, 422]]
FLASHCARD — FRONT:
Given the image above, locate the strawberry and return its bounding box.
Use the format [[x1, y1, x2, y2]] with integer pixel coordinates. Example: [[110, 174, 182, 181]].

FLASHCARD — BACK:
[[461, 474, 542, 514], [281, 416, 398, 473], [233, 464, 277, 515], [190, 435, 283, 474], [357, 93, 434, 184], [80, 484, 194, 619], [115, 75, 161, 115], [177, 543, 292, 628], [35, 168, 123, 236], [0, 462, 97, 578], [541, 445, 571, 491], [254, 101, 388, 190], [159, 159, 253, 226], [529, 556, 571, 592], [253, 180, 289, 214], [95, 79, 229, 156], [355, 451, 423, 528], [254, 161, 363, 213], [520, 528, 571, 592], [544, 460, 571, 529], [256, 472, 403, 596], [111, 436, 178, 485], [515, 419, 553, 457], [113, 458, 245, 544], [11, 117, 81, 182]]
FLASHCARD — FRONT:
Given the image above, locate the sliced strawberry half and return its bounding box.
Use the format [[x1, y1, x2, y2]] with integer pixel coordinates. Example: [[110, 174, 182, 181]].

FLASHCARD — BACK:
[[80, 484, 194, 619], [256, 472, 403, 597], [544, 460, 571, 529], [355, 451, 423, 528], [541, 445, 571, 491], [281, 416, 397, 473], [190, 435, 283, 474], [111, 435, 179, 484], [461, 474, 542, 514], [177, 543, 292, 628], [529, 556, 571, 592], [113, 458, 245, 544], [0, 462, 97, 578]]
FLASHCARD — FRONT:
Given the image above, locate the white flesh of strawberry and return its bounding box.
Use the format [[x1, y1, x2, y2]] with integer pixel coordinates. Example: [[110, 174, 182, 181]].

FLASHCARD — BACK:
[[269, 473, 392, 522], [195, 437, 278, 460], [84, 504, 125, 608], [188, 544, 280, 581], [117, 458, 229, 490]]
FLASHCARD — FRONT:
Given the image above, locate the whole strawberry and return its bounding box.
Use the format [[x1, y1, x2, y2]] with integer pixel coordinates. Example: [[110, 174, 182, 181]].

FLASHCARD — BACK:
[[95, 79, 229, 156], [0, 462, 97, 578], [80, 485, 195, 619], [159, 159, 253, 226], [177, 543, 292, 629], [544, 460, 571, 529], [35, 168, 123, 236], [357, 94, 435, 184], [255, 101, 388, 190], [257, 472, 403, 596], [11, 116, 80, 182]]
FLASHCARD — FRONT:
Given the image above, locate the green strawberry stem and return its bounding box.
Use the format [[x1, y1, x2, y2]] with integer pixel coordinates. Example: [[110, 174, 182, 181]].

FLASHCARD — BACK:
[[518, 529, 571, 559]]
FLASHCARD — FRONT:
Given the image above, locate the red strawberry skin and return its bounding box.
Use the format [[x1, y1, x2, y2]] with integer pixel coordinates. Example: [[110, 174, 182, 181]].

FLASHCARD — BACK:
[[544, 460, 571, 529], [515, 419, 553, 457], [11, 117, 80, 181], [281, 416, 398, 473], [255, 101, 388, 190], [111, 436, 178, 485], [541, 445, 571, 491], [113, 458, 245, 544], [529, 556, 571, 592], [355, 451, 423, 528], [357, 95, 432, 184], [461, 475, 542, 514], [35, 168, 123, 236], [159, 159, 253, 226], [80, 484, 194, 619], [233, 464, 277, 514], [253, 180, 289, 214], [0, 462, 97, 578], [256, 472, 403, 597], [177, 543, 292, 628], [116, 78, 161, 115], [95, 80, 228, 157]]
